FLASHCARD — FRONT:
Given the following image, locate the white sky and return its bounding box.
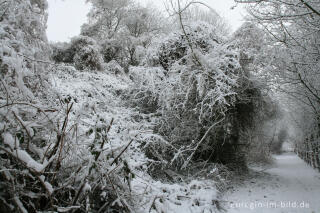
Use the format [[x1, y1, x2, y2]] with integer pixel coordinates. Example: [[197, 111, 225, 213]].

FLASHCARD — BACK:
[[47, 0, 246, 42]]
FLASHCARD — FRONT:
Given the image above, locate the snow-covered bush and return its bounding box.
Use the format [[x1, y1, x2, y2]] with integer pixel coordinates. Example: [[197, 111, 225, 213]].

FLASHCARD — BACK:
[[105, 59, 124, 75], [125, 22, 252, 173], [143, 35, 164, 66], [68, 36, 104, 71], [51, 36, 104, 71], [51, 41, 74, 63], [100, 38, 123, 63], [126, 66, 165, 113], [158, 22, 222, 70], [82, 0, 163, 69], [232, 22, 268, 61], [126, 18, 280, 173]]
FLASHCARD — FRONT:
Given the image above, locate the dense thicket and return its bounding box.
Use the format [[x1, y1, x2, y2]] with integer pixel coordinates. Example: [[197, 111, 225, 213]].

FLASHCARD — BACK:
[[0, 1, 135, 212], [52, 0, 280, 172], [126, 6, 278, 173]]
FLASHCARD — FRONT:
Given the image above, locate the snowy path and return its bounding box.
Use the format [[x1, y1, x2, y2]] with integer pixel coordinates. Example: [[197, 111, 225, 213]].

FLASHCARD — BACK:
[[224, 152, 320, 213]]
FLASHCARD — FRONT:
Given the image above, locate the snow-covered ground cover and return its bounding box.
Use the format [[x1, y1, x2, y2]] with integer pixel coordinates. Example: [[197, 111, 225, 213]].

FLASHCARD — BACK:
[[224, 152, 320, 213]]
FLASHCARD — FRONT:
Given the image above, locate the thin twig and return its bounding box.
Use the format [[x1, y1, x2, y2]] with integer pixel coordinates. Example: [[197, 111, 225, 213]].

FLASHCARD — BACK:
[[300, 0, 320, 16], [111, 134, 138, 166]]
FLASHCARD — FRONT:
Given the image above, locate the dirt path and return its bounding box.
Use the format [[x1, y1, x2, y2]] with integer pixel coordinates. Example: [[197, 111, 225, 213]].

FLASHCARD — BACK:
[[224, 152, 320, 213]]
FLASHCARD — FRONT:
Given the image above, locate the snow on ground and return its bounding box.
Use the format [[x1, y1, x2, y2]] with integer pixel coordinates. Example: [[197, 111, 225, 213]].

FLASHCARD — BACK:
[[224, 152, 320, 213], [132, 177, 220, 213]]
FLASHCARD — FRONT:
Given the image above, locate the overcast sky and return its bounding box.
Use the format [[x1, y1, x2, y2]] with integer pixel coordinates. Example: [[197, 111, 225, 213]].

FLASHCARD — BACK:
[[47, 0, 246, 42]]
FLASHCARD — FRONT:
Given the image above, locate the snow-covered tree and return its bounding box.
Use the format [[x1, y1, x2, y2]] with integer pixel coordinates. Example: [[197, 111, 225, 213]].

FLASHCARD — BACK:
[[83, 0, 132, 39]]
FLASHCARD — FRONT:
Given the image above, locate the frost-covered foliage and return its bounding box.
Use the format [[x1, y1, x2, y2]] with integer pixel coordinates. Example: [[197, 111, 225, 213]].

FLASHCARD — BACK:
[[2, 57, 146, 212], [0, 1, 139, 212], [51, 41, 73, 63], [0, 0, 49, 99], [99, 38, 123, 63], [232, 22, 267, 60], [51, 36, 104, 71], [47, 63, 232, 212], [82, 0, 163, 69], [127, 66, 164, 113], [158, 22, 223, 70], [0, 0, 49, 132], [0, 0, 54, 211], [125, 12, 283, 173], [70, 36, 102, 69], [184, 6, 230, 36], [83, 0, 132, 39], [126, 21, 269, 172]]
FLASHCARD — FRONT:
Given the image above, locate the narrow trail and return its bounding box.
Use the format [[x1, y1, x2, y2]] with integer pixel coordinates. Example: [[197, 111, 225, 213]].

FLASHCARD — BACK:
[[224, 152, 320, 213]]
